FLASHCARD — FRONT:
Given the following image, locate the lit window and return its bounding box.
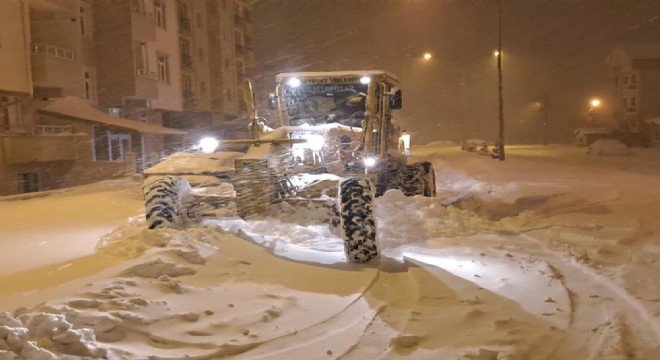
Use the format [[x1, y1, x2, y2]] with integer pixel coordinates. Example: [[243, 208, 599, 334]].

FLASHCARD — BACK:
[[155, 0, 166, 28], [79, 7, 86, 36], [158, 56, 169, 83], [84, 71, 91, 100]]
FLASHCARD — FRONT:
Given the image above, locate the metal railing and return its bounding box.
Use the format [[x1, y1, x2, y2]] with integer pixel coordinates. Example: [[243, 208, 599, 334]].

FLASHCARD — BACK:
[[183, 90, 196, 101], [235, 44, 252, 56], [32, 125, 74, 135], [136, 68, 158, 80], [181, 55, 193, 68], [31, 44, 77, 61]]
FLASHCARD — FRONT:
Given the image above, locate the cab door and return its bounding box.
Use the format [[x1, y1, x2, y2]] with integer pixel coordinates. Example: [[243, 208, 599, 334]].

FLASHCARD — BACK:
[[376, 82, 393, 156]]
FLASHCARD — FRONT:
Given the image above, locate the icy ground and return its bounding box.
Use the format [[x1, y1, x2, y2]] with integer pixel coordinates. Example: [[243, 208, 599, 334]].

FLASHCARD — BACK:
[[1, 144, 660, 359]]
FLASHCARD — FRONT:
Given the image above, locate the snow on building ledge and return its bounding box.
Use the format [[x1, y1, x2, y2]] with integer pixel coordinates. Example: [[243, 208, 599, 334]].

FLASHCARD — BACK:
[[37, 96, 187, 136]]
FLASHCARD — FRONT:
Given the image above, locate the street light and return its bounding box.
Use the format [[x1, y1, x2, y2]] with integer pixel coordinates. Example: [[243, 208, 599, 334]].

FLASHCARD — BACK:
[[496, 0, 505, 161], [423, 52, 432, 60], [537, 94, 549, 146], [588, 98, 602, 125], [493, 51, 500, 57]]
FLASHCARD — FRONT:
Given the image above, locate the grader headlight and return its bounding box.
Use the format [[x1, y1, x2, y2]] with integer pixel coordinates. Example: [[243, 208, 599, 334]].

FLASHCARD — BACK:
[[304, 134, 325, 152], [363, 157, 377, 167], [199, 137, 220, 154], [287, 77, 302, 88]]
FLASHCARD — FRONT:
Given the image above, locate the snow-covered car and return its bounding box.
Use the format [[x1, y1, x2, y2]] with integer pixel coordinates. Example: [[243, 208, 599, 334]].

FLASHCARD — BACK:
[[461, 138, 487, 152], [586, 139, 631, 156]]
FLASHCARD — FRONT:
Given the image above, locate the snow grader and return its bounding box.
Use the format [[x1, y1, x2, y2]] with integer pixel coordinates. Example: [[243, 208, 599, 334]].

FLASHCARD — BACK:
[[142, 70, 436, 263]]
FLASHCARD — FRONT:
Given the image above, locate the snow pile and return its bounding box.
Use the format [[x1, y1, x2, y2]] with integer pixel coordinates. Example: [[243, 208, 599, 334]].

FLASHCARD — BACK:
[[0, 311, 106, 359], [144, 151, 244, 175], [587, 139, 631, 156]]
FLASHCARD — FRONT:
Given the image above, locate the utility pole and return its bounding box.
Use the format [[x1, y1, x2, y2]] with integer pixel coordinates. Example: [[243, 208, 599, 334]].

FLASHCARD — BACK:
[[542, 94, 549, 146], [496, 0, 505, 160]]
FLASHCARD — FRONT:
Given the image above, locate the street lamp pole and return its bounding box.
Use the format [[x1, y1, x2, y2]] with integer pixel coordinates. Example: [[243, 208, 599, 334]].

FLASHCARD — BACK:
[[496, 0, 505, 160], [541, 94, 549, 146]]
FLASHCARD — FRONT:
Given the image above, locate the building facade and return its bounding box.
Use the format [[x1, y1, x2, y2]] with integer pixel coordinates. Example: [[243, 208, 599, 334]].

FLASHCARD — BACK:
[[174, 0, 254, 119], [0, 0, 186, 197], [607, 44, 660, 138], [0, 0, 254, 196]]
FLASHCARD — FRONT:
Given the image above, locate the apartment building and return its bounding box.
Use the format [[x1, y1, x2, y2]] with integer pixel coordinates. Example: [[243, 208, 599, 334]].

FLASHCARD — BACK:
[[0, 0, 186, 196], [607, 43, 660, 139], [173, 0, 253, 118]]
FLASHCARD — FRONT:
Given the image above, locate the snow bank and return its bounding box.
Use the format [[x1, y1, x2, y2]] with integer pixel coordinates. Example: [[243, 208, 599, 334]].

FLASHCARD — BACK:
[[586, 139, 631, 156], [0, 312, 107, 359]]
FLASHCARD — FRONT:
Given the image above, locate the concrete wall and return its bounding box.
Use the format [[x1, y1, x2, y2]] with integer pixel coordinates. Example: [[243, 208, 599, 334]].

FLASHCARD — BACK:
[[0, 155, 136, 196], [192, 0, 211, 111], [638, 60, 660, 120], [151, 0, 183, 111], [0, 113, 140, 196], [0, 0, 32, 96], [220, 0, 238, 116], [93, 0, 135, 107]]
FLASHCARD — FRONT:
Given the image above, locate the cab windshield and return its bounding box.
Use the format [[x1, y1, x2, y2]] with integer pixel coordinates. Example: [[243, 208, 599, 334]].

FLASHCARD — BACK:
[[282, 83, 368, 126]]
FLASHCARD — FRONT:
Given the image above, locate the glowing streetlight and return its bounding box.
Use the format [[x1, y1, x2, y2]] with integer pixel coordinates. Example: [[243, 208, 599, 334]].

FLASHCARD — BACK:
[[495, 0, 505, 161], [587, 98, 602, 125], [493, 50, 501, 57], [423, 52, 432, 60]]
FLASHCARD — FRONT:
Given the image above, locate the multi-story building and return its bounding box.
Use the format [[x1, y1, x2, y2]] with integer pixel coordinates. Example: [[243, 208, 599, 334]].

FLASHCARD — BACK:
[[93, 0, 190, 168], [607, 43, 660, 142], [94, 0, 183, 112], [0, 0, 254, 196], [0, 0, 186, 196], [173, 0, 254, 119]]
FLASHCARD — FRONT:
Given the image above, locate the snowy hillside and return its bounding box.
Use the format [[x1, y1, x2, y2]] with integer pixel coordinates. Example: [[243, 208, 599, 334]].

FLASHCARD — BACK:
[[1, 144, 660, 359]]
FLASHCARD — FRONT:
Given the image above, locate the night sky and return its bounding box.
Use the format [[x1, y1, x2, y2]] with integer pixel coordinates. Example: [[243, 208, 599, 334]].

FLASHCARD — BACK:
[[252, 0, 660, 144]]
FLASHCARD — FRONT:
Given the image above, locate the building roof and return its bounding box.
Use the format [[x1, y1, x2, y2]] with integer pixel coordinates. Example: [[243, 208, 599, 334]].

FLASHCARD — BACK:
[[607, 43, 660, 70], [37, 96, 187, 135], [624, 43, 660, 60], [644, 116, 660, 125]]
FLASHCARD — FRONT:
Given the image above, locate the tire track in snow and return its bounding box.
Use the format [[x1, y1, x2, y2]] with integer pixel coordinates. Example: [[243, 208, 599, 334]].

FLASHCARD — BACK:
[[518, 233, 660, 359]]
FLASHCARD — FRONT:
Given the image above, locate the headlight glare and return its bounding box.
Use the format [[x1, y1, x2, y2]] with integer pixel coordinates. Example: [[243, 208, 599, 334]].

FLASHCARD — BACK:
[[363, 157, 377, 167], [199, 137, 219, 153], [287, 77, 302, 87]]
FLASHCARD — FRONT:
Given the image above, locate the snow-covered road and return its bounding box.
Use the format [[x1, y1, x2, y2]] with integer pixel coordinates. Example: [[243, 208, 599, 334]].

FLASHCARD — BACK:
[[1, 145, 660, 359]]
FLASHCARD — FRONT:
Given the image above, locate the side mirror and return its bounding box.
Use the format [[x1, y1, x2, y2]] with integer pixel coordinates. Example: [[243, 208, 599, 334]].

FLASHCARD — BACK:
[[390, 89, 402, 109], [268, 93, 278, 110]]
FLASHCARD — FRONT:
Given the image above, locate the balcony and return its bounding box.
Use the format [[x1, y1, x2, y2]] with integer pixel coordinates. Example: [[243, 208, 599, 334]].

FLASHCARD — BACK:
[[31, 44, 77, 61], [136, 68, 158, 80], [0, 126, 83, 165], [178, 17, 192, 33], [181, 54, 193, 69], [235, 44, 252, 58], [183, 90, 196, 109], [234, 14, 250, 26]]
